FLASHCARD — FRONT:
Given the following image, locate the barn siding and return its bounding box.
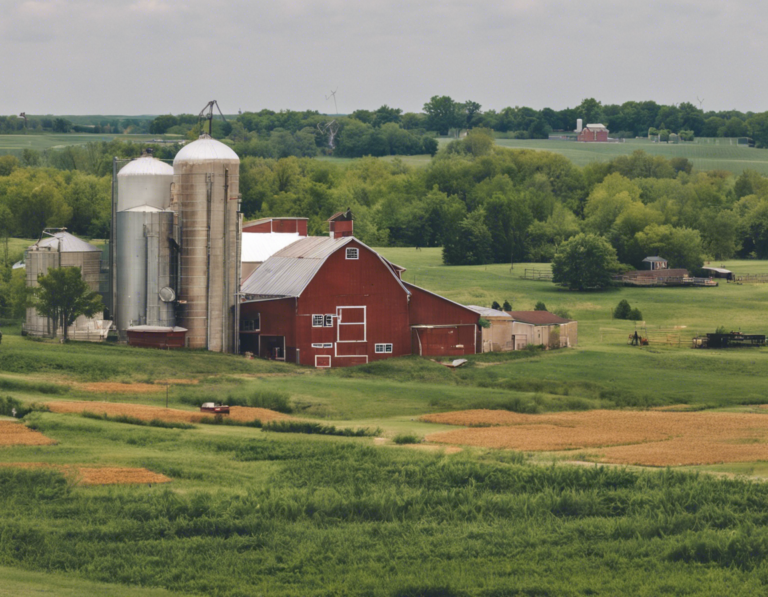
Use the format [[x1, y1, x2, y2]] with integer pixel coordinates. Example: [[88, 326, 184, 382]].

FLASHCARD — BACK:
[[296, 240, 411, 367], [240, 298, 297, 358]]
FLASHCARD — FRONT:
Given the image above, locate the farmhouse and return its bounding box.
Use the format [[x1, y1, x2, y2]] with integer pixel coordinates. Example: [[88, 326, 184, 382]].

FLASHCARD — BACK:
[[239, 217, 480, 367], [577, 124, 609, 142], [506, 311, 578, 349]]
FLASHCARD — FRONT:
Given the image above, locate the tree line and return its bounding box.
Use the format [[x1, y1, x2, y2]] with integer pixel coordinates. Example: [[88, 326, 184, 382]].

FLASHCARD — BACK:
[[4, 130, 768, 315]]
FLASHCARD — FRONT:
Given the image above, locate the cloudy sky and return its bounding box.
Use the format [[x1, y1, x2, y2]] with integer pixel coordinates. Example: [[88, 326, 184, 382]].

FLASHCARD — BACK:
[[1, 0, 766, 115]]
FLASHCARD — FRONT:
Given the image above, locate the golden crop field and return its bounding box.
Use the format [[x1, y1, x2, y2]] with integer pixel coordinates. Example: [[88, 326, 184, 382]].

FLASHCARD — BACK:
[[0, 462, 170, 485], [46, 401, 290, 424], [0, 421, 56, 446], [423, 409, 768, 466]]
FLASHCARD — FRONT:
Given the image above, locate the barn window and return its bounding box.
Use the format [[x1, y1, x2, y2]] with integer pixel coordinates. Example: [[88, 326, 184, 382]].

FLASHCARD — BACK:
[[375, 343, 393, 354], [345, 247, 359, 260], [323, 343, 333, 348], [311, 343, 324, 348], [240, 315, 260, 332], [312, 315, 324, 327], [324, 315, 334, 327]]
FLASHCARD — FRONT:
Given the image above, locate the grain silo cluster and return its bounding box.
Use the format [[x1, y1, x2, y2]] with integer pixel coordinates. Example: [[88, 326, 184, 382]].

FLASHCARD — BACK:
[[111, 134, 242, 352]]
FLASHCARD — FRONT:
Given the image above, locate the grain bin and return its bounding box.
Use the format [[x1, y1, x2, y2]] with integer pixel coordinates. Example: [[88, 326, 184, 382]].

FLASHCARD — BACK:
[[115, 154, 175, 339], [173, 134, 241, 352], [24, 231, 104, 339]]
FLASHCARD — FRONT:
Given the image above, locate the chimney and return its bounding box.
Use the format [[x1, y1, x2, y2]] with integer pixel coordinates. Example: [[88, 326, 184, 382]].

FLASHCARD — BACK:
[[328, 208, 354, 239]]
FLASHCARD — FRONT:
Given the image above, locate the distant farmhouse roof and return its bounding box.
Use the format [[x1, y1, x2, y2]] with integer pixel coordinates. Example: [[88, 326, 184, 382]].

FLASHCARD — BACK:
[[506, 311, 573, 325], [585, 124, 608, 131], [643, 256, 667, 263]]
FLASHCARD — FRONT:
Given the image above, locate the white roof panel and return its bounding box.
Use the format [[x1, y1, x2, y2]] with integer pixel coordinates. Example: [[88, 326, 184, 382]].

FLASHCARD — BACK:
[[241, 232, 302, 263], [466, 305, 512, 318]]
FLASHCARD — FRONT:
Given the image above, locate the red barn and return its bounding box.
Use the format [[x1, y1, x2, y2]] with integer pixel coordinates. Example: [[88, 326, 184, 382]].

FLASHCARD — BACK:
[[239, 236, 479, 367], [577, 124, 609, 142]]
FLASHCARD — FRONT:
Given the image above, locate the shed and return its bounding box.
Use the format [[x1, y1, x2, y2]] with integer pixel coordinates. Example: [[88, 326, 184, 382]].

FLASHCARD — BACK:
[[506, 311, 578, 349], [577, 124, 609, 142], [701, 266, 733, 281], [642, 256, 668, 270], [467, 306, 515, 353]]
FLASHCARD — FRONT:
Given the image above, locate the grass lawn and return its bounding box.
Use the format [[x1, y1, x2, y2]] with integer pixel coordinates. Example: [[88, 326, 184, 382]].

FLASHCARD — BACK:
[[0, 134, 183, 156]]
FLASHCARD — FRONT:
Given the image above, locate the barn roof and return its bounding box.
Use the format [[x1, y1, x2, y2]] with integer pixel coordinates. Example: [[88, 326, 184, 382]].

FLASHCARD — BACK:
[[30, 231, 101, 253], [506, 311, 573, 325], [701, 266, 733, 275], [466, 305, 512, 318], [241, 236, 409, 298], [584, 124, 608, 131]]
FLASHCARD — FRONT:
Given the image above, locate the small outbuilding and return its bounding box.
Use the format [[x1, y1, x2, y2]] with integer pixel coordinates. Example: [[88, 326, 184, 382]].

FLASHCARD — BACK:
[[701, 266, 734, 281], [642, 256, 668, 271], [577, 124, 609, 142], [126, 325, 188, 349], [467, 306, 515, 353], [506, 311, 578, 349]]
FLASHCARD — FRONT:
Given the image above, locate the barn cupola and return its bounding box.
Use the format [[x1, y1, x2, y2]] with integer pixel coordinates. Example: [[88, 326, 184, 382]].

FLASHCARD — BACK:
[[328, 208, 354, 239]]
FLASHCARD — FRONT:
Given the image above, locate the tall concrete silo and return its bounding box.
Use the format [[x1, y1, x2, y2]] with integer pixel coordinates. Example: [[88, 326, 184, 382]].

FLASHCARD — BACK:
[[173, 134, 241, 352], [24, 231, 103, 339], [115, 154, 175, 339]]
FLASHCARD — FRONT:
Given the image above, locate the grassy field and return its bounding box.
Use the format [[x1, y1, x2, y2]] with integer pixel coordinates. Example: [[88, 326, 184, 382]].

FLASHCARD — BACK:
[[495, 137, 768, 176], [3, 251, 768, 594], [0, 134, 183, 156]]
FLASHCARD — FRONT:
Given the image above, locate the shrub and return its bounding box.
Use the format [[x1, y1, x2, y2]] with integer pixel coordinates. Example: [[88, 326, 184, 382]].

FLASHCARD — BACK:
[[534, 301, 547, 311], [262, 420, 379, 437], [502, 300, 512, 311], [614, 299, 632, 319], [478, 318, 491, 329], [552, 307, 571, 319], [0, 396, 33, 418], [628, 308, 643, 321], [80, 411, 195, 430], [392, 433, 422, 445], [491, 301, 501, 310]]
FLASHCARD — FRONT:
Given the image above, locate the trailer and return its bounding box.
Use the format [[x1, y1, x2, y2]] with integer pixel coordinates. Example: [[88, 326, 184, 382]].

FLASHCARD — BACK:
[[692, 332, 766, 349]]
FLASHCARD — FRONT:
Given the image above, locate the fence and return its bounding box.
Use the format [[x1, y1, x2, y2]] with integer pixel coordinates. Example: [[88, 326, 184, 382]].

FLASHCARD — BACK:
[[600, 326, 698, 347], [735, 274, 768, 284], [521, 268, 553, 281]]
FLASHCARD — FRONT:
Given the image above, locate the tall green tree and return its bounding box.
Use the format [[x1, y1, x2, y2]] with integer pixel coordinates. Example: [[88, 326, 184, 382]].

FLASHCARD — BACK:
[[552, 233, 619, 290], [423, 96, 463, 135], [32, 267, 103, 340]]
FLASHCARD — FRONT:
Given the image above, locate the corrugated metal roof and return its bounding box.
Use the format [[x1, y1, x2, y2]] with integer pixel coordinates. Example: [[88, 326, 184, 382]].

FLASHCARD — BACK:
[[241, 237, 354, 297], [507, 311, 573, 325], [31, 232, 101, 253], [117, 156, 173, 177], [244, 217, 308, 225], [701, 266, 733, 275], [643, 256, 667, 262], [466, 305, 512, 318], [127, 325, 188, 332], [585, 123, 608, 131], [173, 134, 239, 164], [241, 232, 302, 263]]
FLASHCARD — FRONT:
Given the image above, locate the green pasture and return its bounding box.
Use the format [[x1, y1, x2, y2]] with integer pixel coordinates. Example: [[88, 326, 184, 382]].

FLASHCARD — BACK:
[[494, 137, 768, 176], [0, 134, 182, 156]]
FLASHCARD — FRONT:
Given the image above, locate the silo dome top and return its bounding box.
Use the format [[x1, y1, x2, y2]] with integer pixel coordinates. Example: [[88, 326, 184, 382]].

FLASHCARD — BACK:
[[118, 156, 174, 177], [173, 134, 239, 164]]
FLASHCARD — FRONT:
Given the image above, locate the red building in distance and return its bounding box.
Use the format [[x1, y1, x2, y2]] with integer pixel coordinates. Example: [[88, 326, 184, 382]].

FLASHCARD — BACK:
[[577, 124, 609, 142]]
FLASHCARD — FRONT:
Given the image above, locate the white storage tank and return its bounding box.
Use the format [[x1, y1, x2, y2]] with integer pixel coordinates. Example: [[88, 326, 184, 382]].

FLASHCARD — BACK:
[[115, 153, 176, 339], [24, 231, 104, 339], [173, 134, 241, 352]]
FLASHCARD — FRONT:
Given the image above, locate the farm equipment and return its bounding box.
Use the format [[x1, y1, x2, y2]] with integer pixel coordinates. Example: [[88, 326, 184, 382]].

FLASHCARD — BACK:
[[628, 332, 648, 346], [200, 402, 230, 415], [692, 332, 766, 349]]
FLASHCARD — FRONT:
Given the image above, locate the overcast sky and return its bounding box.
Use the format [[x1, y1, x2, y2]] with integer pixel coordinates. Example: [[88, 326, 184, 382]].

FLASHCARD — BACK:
[[1, 0, 766, 116]]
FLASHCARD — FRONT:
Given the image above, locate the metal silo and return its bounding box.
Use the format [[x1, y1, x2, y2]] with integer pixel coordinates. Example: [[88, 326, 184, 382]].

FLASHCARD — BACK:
[[115, 153, 175, 339], [24, 230, 103, 339], [173, 134, 241, 352]]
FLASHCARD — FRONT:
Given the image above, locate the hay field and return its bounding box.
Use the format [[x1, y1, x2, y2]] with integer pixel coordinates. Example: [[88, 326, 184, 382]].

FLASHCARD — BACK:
[[46, 401, 290, 424], [0, 421, 55, 446], [0, 462, 170, 485], [423, 409, 768, 466]]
